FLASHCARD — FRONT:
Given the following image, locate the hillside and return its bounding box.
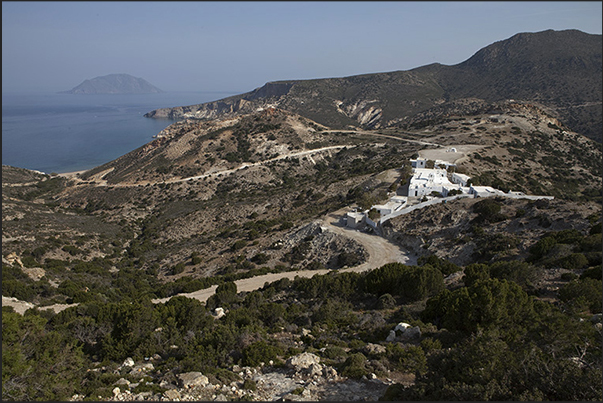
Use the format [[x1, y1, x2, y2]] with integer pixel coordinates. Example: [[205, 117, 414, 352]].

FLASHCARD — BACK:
[[2, 100, 601, 400], [60, 73, 163, 94], [145, 30, 602, 143]]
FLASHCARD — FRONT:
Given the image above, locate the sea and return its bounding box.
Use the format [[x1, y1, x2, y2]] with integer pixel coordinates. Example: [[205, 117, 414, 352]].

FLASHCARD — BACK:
[[2, 91, 237, 174]]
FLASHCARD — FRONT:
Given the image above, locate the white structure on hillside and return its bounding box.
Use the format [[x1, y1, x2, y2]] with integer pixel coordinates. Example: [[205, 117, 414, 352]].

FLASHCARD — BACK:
[[410, 157, 427, 169], [451, 173, 471, 187], [372, 196, 407, 216], [346, 211, 365, 229], [469, 185, 507, 198], [408, 168, 456, 197]]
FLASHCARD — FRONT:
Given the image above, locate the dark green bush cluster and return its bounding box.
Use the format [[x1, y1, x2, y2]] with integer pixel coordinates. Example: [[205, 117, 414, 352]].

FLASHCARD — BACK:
[[362, 263, 444, 302]]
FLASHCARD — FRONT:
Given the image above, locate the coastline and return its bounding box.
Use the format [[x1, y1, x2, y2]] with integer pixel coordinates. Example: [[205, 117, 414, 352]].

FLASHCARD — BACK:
[[57, 169, 88, 178]]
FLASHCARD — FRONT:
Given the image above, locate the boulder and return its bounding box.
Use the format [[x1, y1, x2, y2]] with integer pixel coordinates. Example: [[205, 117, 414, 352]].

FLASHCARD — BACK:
[[163, 389, 181, 400], [177, 371, 209, 388], [387, 322, 422, 341], [122, 357, 135, 367], [214, 307, 226, 319], [363, 343, 387, 355], [286, 352, 320, 371]]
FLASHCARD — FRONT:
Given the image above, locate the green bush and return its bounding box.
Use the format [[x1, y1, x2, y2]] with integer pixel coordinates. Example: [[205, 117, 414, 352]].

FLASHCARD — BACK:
[[340, 353, 370, 379], [558, 278, 602, 313], [463, 263, 490, 287], [386, 344, 427, 374], [558, 253, 589, 271], [362, 263, 444, 302], [243, 379, 257, 391], [377, 293, 397, 310], [489, 260, 537, 289], [242, 341, 283, 367], [529, 236, 557, 260], [472, 198, 505, 223], [422, 278, 535, 334], [418, 255, 460, 276]]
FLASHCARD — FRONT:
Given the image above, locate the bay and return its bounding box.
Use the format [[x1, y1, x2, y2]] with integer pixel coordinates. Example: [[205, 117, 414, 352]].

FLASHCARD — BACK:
[[2, 91, 237, 174]]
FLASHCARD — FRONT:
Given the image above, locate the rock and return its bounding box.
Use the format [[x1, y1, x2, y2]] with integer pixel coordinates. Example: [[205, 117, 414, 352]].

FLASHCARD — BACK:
[[307, 363, 323, 377], [114, 378, 130, 386], [129, 362, 154, 376], [363, 343, 386, 355], [163, 389, 181, 400], [287, 352, 321, 371], [214, 394, 228, 401], [112, 387, 121, 396], [402, 326, 421, 340], [214, 307, 226, 319], [122, 357, 135, 367], [323, 366, 338, 379], [177, 371, 209, 388], [280, 393, 304, 401], [387, 322, 422, 341]]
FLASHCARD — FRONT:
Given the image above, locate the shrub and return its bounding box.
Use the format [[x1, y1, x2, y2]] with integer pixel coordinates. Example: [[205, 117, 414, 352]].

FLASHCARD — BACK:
[[322, 346, 348, 361], [251, 253, 270, 265], [472, 198, 505, 223], [362, 263, 444, 302], [418, 255, 460, 276], [242, 341, 283, 367], [489, 261, 537, 289], [558, 278, 602, 314], [340, 353, 370, 379], [231, 240, 248, 251], [386, 344, 427, 374], [377, 293, 397, 310], [529, 236, 557, 260], [558, 253, 589, 271], [463, 263, 490, 287], [242, 379, 257, 391], [422, 278, 535, 333]]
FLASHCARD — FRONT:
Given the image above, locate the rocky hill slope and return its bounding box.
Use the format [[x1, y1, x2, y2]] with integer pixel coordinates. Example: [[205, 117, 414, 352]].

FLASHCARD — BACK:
[[145, 30, 602, 143], [60, 73, 163, 94], [2, 99, 601, 401]]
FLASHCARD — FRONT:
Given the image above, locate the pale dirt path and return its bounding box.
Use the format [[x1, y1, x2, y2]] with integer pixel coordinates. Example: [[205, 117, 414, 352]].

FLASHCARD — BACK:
[[321, 130, 442, 147], [152, 209, 414, 305], [2, 295, 77, 315], [4, 210, 414, 313], [58, 145, 352, 188]]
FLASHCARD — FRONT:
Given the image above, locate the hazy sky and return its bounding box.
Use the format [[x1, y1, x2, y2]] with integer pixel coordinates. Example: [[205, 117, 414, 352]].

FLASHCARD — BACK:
[[2, 1, 602, 93]]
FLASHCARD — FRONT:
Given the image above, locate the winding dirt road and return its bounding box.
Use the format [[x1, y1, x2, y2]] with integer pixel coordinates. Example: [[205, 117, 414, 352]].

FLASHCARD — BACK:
[[4, 209, 413, 313], [152, 209, 414, 305]]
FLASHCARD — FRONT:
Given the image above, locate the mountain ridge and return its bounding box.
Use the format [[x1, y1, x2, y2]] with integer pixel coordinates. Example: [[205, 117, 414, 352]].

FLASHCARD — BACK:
[[145, 29, 602, 142]]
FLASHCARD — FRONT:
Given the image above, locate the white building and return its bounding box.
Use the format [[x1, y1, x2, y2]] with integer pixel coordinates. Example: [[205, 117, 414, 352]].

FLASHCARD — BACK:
[[346, 211, 365, 228], [372, 196, 407, 216], [410, 157, 427, 169], [408, 168, 454, 197], [469, 185, 507, 198], [451, 173, 471, 187]]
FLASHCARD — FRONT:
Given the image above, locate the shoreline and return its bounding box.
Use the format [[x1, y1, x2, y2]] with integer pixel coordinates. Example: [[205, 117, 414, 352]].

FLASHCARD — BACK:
[[57, 169, 88, 178]]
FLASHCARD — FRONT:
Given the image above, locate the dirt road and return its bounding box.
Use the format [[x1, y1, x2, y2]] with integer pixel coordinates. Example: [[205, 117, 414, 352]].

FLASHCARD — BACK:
[[4, 204, 415, 313], [152, 209, 414, 305]]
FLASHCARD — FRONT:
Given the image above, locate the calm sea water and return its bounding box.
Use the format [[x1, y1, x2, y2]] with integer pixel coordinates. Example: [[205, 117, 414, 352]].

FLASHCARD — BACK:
[[2, 91, 236, 174]]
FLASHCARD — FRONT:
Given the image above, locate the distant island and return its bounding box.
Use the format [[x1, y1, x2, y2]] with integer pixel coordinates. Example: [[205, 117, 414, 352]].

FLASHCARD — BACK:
[[59, 73, 163, 94]]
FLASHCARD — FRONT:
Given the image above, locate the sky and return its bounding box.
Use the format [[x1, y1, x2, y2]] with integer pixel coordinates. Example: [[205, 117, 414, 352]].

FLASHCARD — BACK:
[[2, 1, 602, 94]]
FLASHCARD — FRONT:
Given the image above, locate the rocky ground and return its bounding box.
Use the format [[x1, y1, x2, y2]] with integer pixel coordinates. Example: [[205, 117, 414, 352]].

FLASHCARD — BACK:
[[71, 352, 396, 402]]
